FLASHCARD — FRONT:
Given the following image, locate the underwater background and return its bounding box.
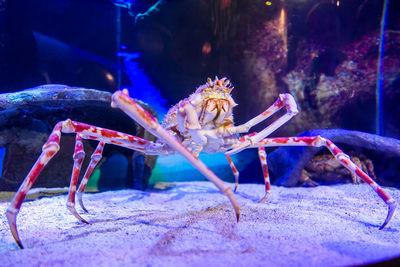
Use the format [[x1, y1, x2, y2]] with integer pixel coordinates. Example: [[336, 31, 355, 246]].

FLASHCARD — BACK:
[[0, 0, 399, 190], [2, 2, 400, 265]]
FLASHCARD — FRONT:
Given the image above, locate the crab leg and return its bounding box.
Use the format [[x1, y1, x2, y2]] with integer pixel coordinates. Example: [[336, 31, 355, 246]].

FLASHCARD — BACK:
[[226, 94, 298, 155], [247, 135, 396, 229], [258, 147, 272, 203], [77, 141, 105, 213], [111, 90, 240, 221], [6, 120, 165, 248], [225, 148, 272, 202], [66, 134, 88, 223], [6, 122, 63, 249], [227, 147, 272, 202], [225, 155, 239, 192]]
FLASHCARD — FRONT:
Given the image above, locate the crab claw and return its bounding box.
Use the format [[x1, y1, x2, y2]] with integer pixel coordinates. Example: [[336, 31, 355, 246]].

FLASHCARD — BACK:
[[77, 191, 89, 213], [6, 209, 24, 249], [67, 203, 89, 224], [258, 191, 271, 204], [234, 182, 238, 193], [224, 187, 240, 222], [380, 200, 396, 230]]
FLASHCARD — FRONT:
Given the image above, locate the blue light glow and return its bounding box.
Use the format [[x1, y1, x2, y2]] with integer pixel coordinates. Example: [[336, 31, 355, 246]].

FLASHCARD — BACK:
[[376, 0, 389, 136], [121, 56, 169, 120], [150, 153, 233, 184]]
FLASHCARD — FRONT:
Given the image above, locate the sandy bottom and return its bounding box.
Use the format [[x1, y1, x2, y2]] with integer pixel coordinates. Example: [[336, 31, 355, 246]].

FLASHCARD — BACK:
[[0, 182, 399, 266]]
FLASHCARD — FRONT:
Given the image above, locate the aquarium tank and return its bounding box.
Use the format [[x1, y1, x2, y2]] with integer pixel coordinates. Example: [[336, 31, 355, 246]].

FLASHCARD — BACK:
[[0, 0, 398, 132], [2, 0, 399, 187], [0, 0, 400, 265]]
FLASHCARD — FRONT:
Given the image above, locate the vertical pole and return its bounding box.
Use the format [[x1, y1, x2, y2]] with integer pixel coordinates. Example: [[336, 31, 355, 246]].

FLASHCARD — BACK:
[[116, 5, 122, 90], [376, 0, 389, 136]]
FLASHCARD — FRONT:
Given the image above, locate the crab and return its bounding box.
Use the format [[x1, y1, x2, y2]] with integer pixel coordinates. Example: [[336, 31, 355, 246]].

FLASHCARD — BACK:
[[300, 153, 377, 186], [6, 77, 396, 249]]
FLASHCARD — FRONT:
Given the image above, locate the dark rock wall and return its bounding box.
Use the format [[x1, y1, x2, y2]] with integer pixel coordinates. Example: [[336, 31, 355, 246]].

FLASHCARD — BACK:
[[0, 85, 157, 191], [128, 0, 400, 138]]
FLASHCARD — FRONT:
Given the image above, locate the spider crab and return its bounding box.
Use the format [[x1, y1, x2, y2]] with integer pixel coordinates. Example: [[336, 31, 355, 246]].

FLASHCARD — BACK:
[[6, 77, 396, 248]]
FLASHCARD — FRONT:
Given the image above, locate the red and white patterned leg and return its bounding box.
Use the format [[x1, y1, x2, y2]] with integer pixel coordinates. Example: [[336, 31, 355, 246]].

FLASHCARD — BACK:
[[66, 134, 88, 224], [226, 94, 299, 155], [225, 155, 239, 192], [61, 119, 165, 154], [249, 136, 396, 229], [77, 141, 105, 213], [111, 90, 240, 221], [6, 119, 165, 248], [6, 122, 63, 249], [323, 139, 396, 229], [258, 147, 271, 203]]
